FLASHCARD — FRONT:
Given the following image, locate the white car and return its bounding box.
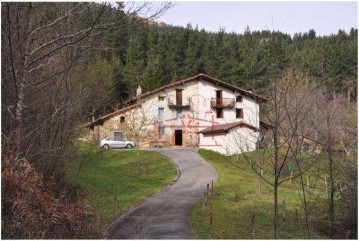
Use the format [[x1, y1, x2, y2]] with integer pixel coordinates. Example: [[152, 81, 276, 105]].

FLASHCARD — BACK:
[[100, 137, 136, 149]]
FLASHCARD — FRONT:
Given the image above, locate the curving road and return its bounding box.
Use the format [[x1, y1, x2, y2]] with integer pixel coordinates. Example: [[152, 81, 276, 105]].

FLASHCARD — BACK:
[[105, 148, 218, 239]]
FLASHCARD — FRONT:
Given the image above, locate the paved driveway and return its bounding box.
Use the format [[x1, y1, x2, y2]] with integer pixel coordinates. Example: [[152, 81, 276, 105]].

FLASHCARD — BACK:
[[105, 148, 218, 239]]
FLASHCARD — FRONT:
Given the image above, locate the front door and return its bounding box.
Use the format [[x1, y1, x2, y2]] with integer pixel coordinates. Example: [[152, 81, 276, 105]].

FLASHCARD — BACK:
[[174, 130, 183, 146]]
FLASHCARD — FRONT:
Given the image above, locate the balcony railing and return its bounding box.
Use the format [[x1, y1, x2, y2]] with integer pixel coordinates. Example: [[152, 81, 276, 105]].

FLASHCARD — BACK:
[[210, 98, 235, 109], [168, 101, 190, 109]]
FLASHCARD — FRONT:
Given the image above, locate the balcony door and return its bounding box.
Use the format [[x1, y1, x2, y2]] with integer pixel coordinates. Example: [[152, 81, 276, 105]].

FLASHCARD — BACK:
[[176, 89, 183, 105], [216, 90, 222, 106]]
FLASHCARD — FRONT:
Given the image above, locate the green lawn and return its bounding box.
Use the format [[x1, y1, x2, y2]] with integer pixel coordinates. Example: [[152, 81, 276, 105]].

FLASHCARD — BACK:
[[189, 149, 327, 239], [66, 142, 177, 226]]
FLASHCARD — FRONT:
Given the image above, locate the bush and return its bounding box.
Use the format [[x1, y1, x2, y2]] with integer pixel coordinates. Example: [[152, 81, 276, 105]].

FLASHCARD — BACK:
[[1, 154, 99, 239]]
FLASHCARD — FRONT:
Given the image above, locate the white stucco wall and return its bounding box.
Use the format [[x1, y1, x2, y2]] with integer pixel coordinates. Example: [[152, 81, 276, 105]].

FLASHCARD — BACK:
[[91, 77, 261, 153], [198, 79, 260, 128], [199, 126, 259, 156], [236, 96, 260, 128]]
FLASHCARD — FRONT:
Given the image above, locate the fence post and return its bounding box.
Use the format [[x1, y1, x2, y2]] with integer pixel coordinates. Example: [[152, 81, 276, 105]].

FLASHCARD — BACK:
[[202, 192, 206, 213], [210, 205, 213, 226], [206, 183, 209, 203], [211, 180, 214, 195]]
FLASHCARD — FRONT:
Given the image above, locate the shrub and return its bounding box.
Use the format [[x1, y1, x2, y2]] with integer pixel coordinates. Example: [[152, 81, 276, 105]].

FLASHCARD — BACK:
[[1, 154, 99, 239]]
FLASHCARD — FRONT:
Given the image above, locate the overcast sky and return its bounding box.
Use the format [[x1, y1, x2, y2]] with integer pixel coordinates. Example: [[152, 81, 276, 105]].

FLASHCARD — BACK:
[[142, 1, 358, 36]]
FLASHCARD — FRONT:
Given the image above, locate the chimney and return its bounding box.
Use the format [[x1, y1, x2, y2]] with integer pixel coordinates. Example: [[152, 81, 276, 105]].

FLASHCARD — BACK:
[[136, 85, 142, 96]]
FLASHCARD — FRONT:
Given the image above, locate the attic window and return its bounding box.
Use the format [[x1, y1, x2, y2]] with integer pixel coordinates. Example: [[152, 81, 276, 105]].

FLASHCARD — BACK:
[[236, 96, 243, 102], [120, 116, 125, 123], [158, 96, 165, 101]]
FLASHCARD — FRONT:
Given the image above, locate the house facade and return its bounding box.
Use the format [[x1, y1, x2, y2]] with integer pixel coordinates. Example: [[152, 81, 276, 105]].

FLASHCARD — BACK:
[[87, 73, 267, 155]]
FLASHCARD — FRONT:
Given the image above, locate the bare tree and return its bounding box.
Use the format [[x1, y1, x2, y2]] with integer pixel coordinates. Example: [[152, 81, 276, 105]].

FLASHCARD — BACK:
[[1, 2, 172, 194], [119, 101, 156, 156], [313, 90, 357, 238], [230, 70, 322, 238]]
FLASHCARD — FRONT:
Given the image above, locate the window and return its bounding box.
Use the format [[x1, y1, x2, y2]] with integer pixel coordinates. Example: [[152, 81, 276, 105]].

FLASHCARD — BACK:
[[217, 108, 223, 118], [236, 95, 243, 102], [176, 109, 182, 118], [158, 96, 164, 101], [236, 108, 243, 118], [114, 131, 123, 140], [120, 116, 125, 123], [159, 123, 165, 134], [158, 107, 164, 118]]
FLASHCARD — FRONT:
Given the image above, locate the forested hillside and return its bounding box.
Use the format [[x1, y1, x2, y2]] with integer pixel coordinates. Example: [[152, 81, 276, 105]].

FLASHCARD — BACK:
[[1, 3, 357, 238], [85, 22, 357, 116]]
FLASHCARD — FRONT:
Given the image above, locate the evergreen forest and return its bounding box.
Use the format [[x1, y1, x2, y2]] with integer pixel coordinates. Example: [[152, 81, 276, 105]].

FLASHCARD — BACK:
[[87, 21, 357, 116]]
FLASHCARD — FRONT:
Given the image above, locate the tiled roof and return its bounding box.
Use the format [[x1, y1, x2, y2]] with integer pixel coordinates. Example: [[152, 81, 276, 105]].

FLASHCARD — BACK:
[[125, 73, 267, 104], [198, 121, 260, 135], [86, 103, 139, 128]]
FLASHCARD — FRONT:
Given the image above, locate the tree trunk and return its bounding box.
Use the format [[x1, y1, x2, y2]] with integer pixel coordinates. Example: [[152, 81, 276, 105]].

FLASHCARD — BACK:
[[328, 148, 335, 238], [274, 182, 279, 239], [347, 86, 351, 104], [14, 79, 26, 156], [298, 165, 311, 238]]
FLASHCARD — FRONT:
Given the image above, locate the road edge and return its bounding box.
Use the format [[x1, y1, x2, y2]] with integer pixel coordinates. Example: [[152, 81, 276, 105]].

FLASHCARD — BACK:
[[103, 149, 182, 238]]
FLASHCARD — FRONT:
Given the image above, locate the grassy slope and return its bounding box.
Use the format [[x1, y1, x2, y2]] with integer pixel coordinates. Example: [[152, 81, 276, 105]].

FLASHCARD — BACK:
[[189, 149, 326, 239], [66, 142, 177, 225]]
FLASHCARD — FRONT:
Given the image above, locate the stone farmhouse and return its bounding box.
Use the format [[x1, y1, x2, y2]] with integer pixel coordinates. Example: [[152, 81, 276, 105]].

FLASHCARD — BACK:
[[87, 73, 267, 155]]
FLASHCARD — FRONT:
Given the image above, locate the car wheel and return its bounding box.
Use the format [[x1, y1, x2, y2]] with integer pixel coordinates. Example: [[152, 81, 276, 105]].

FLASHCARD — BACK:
[[103, 144, 110, 149], [126, 144, 133, 149]]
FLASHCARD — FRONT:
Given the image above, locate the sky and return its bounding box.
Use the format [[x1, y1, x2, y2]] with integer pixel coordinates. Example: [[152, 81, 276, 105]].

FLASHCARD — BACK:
[[138, 1, 358, 36]]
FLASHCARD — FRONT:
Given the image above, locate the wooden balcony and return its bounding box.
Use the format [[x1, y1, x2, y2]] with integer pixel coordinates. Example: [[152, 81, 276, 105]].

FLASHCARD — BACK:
[[168, 101, 190, 109], [210, 98, 235, 109]]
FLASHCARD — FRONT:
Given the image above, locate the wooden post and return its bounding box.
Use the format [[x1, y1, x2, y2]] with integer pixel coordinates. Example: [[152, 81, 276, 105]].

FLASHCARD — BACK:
[[306, 176, 310, 189], [206, 183, 210, 202], [202, 192, 206, 213], [211, 180, 214, 195], [290, 171, 293, 183], [210, 205, 213, 226], [250, 212, 256, 239]]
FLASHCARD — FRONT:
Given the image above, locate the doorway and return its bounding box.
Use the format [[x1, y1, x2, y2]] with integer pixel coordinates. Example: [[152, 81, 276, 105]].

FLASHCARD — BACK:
[[174, 130, 183, 146], [216, 90, 222, 106], [176, 89, 183, 105]]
